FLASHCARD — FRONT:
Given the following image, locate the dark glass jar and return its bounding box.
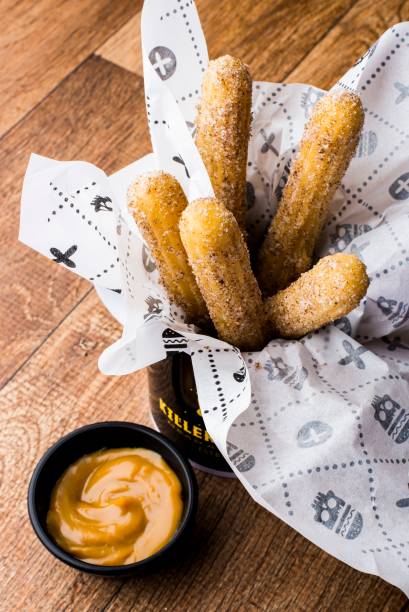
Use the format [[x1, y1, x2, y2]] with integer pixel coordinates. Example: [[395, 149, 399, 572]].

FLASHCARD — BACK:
[[148, 352, 233, 476]]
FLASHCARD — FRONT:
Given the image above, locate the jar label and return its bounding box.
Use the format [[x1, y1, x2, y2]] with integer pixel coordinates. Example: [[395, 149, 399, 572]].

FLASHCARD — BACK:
[[148, 354, 232, 474]]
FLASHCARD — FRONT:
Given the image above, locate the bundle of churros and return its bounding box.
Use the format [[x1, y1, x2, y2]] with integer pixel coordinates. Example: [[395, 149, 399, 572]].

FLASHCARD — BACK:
[[128, 56, 369, 352]]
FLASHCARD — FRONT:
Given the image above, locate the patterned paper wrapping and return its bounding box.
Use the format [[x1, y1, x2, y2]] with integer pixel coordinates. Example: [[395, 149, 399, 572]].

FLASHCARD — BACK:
[[19, 0, 409, 595]]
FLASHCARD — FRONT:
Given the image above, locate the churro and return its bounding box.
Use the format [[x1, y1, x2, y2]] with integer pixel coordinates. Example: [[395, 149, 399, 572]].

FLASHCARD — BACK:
[[179, 198, 267, 350], [195, 55, 252, 231], [257, 90, 364, 294], [128, 172, 208, 325], [264, 253, 369, 338]]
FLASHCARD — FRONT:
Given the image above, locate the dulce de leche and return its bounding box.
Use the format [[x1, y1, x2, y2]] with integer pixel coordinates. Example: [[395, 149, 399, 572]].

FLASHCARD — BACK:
[[47, 448, 183, 566]]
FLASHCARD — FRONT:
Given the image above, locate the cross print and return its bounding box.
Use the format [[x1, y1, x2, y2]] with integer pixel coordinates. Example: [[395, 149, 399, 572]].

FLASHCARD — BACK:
[[338, 340, 368, 369], [395, 177, 409, 195], [50, 245, 77, 268], [389, 173, 409, 200], [148, 46, 176, 81], [152, 52, 172, 76], [394, 82, 409, 104], [142, 244, 156, 273], [172, 154, 190, 178], [306, 427, 328, 446], [260, 129, 279, 155]]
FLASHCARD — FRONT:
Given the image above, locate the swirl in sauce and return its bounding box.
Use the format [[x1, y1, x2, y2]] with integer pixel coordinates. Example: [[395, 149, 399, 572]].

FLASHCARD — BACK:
[[47, 448, 183, 566]]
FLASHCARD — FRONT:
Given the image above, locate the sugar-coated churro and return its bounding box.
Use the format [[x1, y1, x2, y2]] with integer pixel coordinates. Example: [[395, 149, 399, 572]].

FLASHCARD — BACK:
[[257, 90, 364, 295], [264, 253, 369, 338], [195, 55, 252, 231], [128, 172, 208, 325], [179, 198, 267, 350]]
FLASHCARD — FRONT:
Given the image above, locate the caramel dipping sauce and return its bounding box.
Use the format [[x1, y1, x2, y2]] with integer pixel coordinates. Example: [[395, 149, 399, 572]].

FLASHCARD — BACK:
[[46, 448, 184, 566]]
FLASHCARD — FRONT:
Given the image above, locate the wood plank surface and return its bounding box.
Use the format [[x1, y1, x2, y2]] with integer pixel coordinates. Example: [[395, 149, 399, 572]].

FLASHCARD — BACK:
[[0, 56, 147, 388], [1, 0, 409, 609], [0, 289, 406, 611], [99, 0, 409, 86], [98, 0, 357, 80], [0, 0, 141, 137], [288, 0, 409, 87], [98, 14, 142, 76], [198, 0, 356, 80], [0, 292, 145, 612]]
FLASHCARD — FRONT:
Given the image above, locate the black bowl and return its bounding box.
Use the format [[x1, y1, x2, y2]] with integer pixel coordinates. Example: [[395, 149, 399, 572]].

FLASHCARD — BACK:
[[28, 421, 198, 576]]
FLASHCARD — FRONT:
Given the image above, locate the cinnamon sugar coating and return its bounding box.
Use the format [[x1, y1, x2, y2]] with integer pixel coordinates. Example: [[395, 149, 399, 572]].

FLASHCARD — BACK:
[[128, 172, 208, 325], [180, 198, 267, 350], [265, 253, 369, 338], [195, 56, 252, 232], [257, 91, 364, 295]]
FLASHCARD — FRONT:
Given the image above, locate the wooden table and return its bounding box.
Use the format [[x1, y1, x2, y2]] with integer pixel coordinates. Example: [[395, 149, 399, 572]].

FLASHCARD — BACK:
[[1, 0, 408, 609]]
